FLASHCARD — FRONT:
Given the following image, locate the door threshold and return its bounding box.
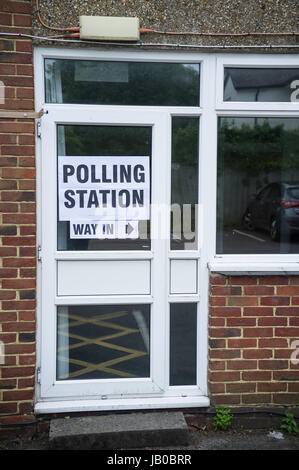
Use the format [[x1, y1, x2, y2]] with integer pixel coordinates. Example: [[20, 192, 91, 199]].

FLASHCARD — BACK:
[[35, 396, 210, 414]]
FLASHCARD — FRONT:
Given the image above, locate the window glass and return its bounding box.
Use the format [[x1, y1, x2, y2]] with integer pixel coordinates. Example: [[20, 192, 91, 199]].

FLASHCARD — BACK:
[[171, 117, 199, 250], [57, 125, 152, 251], [57, 304, 150, 380], [217, 117, 299, 254], [169, 303, 197, 386], [45, 59, 200, 106], [224, 68, 299, 102]]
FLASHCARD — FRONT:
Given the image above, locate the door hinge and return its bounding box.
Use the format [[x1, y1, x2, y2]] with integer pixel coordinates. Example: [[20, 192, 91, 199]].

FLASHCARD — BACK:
[[36, 367, 41, 384], [37, 245, 42, 262], [36, 120, 41, 138]]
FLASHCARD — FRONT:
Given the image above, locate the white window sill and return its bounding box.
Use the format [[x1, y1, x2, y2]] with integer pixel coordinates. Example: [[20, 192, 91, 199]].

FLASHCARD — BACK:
[[208, 261, 299, 276]]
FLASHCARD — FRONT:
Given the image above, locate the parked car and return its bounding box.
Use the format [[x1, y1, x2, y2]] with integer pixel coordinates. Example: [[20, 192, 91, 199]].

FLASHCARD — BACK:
[[242, 182, 299, 241]]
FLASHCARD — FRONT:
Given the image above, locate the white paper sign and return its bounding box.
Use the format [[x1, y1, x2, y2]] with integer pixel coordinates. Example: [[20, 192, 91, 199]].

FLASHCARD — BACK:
[[70, 220, 139, 239], [58, 156, 150, 223]]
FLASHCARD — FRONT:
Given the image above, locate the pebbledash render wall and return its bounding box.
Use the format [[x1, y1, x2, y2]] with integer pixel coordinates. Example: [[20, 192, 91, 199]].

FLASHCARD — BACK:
[[0, 0, 298, 419]]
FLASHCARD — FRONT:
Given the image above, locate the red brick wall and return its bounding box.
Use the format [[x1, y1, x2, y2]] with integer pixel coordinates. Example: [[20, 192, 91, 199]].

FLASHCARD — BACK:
[[209, 274, 299, 406], [0, 0, 36, 416]]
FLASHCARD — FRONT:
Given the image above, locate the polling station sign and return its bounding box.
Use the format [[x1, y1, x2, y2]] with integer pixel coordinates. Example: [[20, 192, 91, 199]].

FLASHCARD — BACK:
[[58, 156, 150, 223]]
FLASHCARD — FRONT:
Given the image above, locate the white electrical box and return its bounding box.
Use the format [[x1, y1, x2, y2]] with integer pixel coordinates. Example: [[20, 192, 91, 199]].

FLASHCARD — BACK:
[[79, 16, 140, 41]]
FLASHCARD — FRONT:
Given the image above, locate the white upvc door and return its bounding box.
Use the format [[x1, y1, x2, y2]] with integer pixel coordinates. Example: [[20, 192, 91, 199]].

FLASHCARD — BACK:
[[39, 106, 170, 399]]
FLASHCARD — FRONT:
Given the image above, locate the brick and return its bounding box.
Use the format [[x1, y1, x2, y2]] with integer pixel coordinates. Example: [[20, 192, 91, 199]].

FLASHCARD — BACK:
[[209, 371, 240, 382], [19, 289, 35, 300], [274, 349, 294, 359], [18, 332, 35, 343], [0, 134, 16, 144], [210, 349, 241, 359], [209, 338, 226, 349], [259, 338, 288, 348], [259, 360, 289, 370], [211, 286, 242, 295], [210, 361, 225, 370], [0, 12, 12, 25], [273, 394, 299, 405], [288, 383, 299, 392], [258, 276, 289, 285], [2, 301, 35, 312], [0, 290, 16, 300], [210, 307, 241, 317], [0, 268, 17, 278], [257, 382, 287, 392], [18, 377, 34, 389], [0, 403, 17, 414], [0, 1, 32, 14], [226, 317, 256, 327], [2, 145, 34, 156], [227, 360, 257, 370], [210, 274, 227, 285], [213, 395, 241, 405], [243, 349, 272, 359], [273, 371, 299, 380], [0, 312, 17, 321], [5, 343, 35, 354], [242, 371, 272, 381], [210, 297, 226, 306], [2, 236, 35, 246], [209, 328, 241, 338], [244, 286, 274, 295], [0, 226, 17, 235], [0, 379, 16, 390], [3, 258, 35, 268], [229, 276, 257, 285], [242, 394, 272, 404], [258, 317, 287, 326], [3, 390, 33, 401], [243, 328, 273, 337], [0, 247, 17, 256], [0, 179, 17, 189], [0, 63, 15, 75], [2, 321, 35, 332], [226, 383, 256, 393], [276, 307, 299, 316], [20, 226, 35, 236], [18, 311, 35, 321], [19, 354, 35, 365], [277, 286, 299, 295], [228, 296, 258, 306], [13, 14, 32, 27], [209, 383, 225, 394], [2, 168, 35, 179], [228, 338, 257, 348], [275, 327, 299, 337], [20, 267, 36, 278], [210, 317, 225, 326], [2, 190, 35, 201], [243, 307, 274, 316], [15, 40, 32, 53], [0, 52, 32, 65], [0, 122, 34, 134], [1, 366, 35, 378], [2, 279, 35, 289], [3, 213, 35, 224], [0, 156, 18, 166], [260, 297, 290, 306]]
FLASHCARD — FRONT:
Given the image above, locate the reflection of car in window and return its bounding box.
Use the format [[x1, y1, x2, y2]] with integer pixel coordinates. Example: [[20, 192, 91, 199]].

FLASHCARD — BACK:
[[243, 182, 299, 241]]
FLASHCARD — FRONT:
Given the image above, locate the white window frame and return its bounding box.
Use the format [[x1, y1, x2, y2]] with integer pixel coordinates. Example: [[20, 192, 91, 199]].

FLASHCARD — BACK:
[[34, 48, 299, 414], [34, 47, 211, 414]]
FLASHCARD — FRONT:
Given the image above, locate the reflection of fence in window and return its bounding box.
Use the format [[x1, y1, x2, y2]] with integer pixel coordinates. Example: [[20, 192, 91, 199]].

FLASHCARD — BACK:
[[0, 340, 5, 365], [0, 80, 5, 104]]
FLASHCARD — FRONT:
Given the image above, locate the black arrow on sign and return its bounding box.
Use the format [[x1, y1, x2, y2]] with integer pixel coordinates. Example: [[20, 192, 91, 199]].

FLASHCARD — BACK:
[[126, 222, 134, 235]]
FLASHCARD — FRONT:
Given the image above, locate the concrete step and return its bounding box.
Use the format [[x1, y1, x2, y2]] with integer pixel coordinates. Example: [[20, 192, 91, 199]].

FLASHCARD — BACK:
[[49, 411, 190, 450]]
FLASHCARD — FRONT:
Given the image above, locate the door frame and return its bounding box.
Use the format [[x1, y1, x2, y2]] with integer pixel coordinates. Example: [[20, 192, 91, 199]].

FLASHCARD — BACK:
[[34, 47, 210, 413]]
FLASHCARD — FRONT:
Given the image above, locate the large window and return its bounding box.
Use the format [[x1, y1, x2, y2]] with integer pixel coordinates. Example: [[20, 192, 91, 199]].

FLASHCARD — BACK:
[[217, 117, 299, 254]]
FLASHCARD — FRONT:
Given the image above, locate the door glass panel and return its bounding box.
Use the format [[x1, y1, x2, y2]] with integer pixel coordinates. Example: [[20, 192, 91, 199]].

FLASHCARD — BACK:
[[171, 117, 199, 250], [224, 68, 299, 102], [169, 303, 197, 385], [57, 125, 151, 251], [57, 304, 150, 380], [45, 59, 200, 106]]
